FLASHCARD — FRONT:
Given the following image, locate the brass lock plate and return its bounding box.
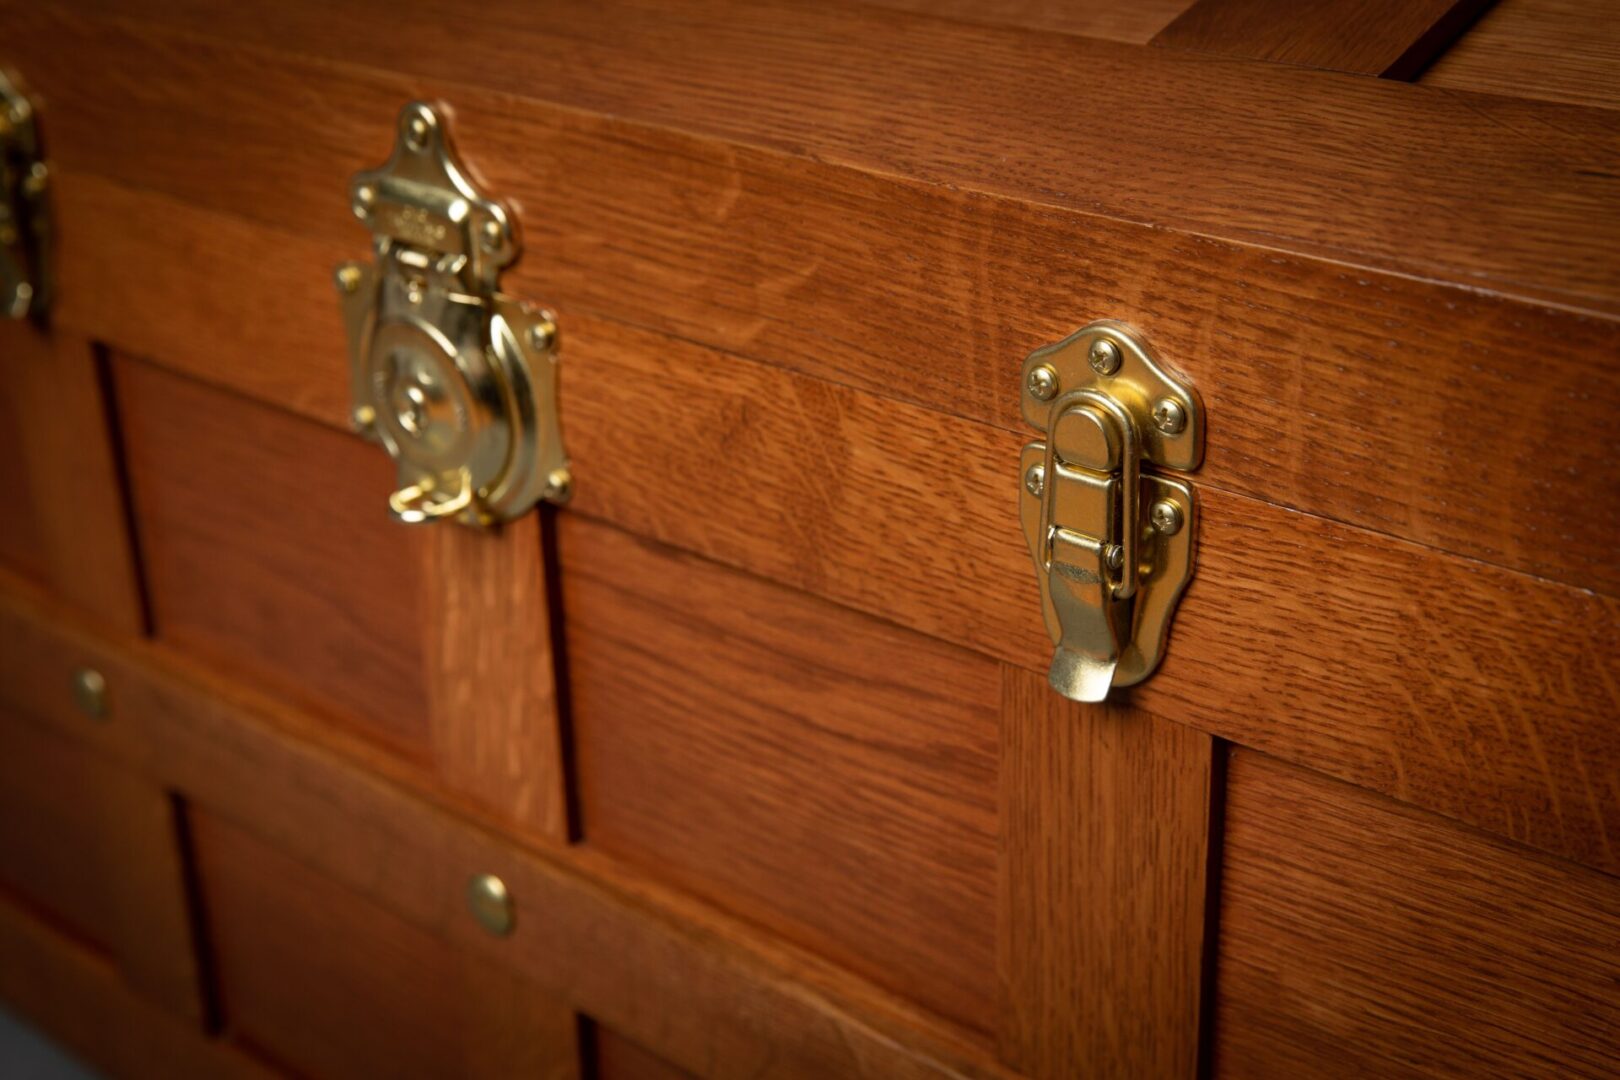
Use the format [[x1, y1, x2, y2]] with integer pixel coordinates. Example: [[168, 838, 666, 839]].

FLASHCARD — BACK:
[[337, 101, 569, 527], [1019, 321, 1202, 702], [0, 68, 49, 319]]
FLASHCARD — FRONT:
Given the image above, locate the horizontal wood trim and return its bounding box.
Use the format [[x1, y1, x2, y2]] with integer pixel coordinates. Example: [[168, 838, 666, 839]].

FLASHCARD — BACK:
[[0, 897, 270, 1080], [858, 0, 1196, 42], [193, 810, 579, 1079], [32, 0, 1620, 314], [30, 33, 1620, 601], [0, 579, 1009, 1080], [1423, 0, 1620, 112], [1214, 750, 1620, 1078], [1153, 0, 1491, 78], [562, 515, 1000, 1036], [53, 173, 1620, 876]]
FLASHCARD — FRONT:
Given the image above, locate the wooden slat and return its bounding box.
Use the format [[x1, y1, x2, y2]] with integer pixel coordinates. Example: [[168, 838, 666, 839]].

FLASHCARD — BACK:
[[0, 898, 272, 1080], [30, 27, 1620, 602], [859, 0, 1196, 42], [1153, 0, 1490, 78], [1423, 0, 1620, 111], [592, 1025, 694, 1080], [0, 708, 205, 1023], [563, 515, 999, 1037], [1214, 750, 1620, 1079], [2, 321, 144, 633], [998, 666, 1213, 1078], [52, 178, 1620, 876], [193, 810, 579, 1079], [0, 580, 1009, 1080]]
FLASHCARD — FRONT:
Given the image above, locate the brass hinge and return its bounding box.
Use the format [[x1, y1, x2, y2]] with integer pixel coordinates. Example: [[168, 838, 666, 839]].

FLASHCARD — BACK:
[[1019, 321, 1202, 702], [336, 101, 570, 528], [0, 69, 49, 320]]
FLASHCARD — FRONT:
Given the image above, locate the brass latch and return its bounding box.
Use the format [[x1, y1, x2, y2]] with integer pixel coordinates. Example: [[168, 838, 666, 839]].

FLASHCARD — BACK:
[[0, 69, 49, 319], [1019, 321, 1202, 702], [337, 101, 569, 527]]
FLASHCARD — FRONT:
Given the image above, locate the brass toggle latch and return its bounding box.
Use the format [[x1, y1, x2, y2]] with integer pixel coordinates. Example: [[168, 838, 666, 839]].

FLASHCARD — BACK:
[[0, 68, 50, 319], [1019, 321, 1202, 703], [337, 101, 570, 528]]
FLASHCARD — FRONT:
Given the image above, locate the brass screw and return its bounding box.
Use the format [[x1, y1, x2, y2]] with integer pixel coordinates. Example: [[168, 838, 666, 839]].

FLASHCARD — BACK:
[[545, 466, 573, 504], [1024, 463, 1045, 497], [1105, 544, 1124, 571], [466, 872, 514, 937], [1088, 338, 1122, 376], [480, 219, 503, 252], [334, 264, 363, 295], [354, 184, 376, 218], [1151, 500, 1184, 535], [350, 404, 377, 432], [405, 113, 431, 152], [1152, 398, 1187, 435], [71, 668, 108, 721], [526, 321, 557, 353], [1026, 365, 1059, 401]]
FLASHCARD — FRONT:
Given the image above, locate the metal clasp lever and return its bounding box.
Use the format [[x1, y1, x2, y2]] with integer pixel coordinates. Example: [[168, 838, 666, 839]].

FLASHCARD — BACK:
[[1019, 322, 1202, 703]]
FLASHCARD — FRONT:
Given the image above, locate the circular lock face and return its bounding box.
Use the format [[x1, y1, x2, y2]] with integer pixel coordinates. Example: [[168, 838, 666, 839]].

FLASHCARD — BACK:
[[367, 319, 498, 479]]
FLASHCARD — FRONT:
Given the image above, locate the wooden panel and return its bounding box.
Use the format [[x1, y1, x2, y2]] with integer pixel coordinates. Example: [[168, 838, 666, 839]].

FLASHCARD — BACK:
[[2, 321, 143, 632], [193, 810, 577, 1080], [1214, 750, 1620, 1079], [0, 707, 203, 1021], [860, 0, 1195, 42], [0, 898, 272, 1080], [56, 179, 1620, 875], [592, 1024, 694, 1080], [1424, 0, 1620, 110], [0, 584, 1001, 1079], [563, 515, 999, 1036], [1154, 0, 1490, 77], [36, 39, 1620, 603], [998, 667, 1213, 1078], [113, 354, 433, 757]]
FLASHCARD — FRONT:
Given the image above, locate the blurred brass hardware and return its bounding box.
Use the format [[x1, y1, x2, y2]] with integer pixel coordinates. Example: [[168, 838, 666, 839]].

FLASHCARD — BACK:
[[1019, 321, 1201, 703], [71, 667, 108, 721], [0, 68, 49, 319], [467, 872, 514, 936], [338, 101, 569, 528]]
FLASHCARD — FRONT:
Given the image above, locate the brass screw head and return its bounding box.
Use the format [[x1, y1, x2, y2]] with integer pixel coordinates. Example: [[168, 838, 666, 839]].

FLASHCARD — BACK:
[[353, 184, 376, 218], [1027, 365, 1059, 401], [1151, 500, 1184, 535], [405, 113, 431, 152], [466, 872, 514, 937], [526, 320, 557, 353], [1088, 338, 1122, 376], [71, 668, 108, 721], [544, 466, 573, 504], [479, 218, 503, 251], [1024, 463, 1045, 497], [350, 404, 377, 432], [334, 264, 363, 295], [1105, 544, 1124, 571], [1152, 398, 1187, 435]]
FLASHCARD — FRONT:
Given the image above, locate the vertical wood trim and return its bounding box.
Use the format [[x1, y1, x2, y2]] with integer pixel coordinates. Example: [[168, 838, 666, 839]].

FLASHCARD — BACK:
[[13, 328, 145, 634], [421, 512, 568, 841], [998, 664, 1214, 1079]]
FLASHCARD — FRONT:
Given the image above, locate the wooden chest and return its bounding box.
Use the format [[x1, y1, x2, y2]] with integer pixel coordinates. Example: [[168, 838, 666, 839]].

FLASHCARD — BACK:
[[1, 1, 1617, 1076]]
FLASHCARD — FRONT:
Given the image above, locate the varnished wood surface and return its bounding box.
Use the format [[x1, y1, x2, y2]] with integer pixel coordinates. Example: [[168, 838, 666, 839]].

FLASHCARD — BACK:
[[0, 898, 273, 1080], [38, 69, 1620, 603], [0, 708, 203, 1023], [28, 0, 1620, 316], [563, 515, 999, 1036], [113, 355, 434, 758], [998, 667, 1213, 1079], [194, 810, 579, 1080], [1423, 0, 1620, 110], [0, 581, 1009, 1080], [1154, 0, 1491, 77], [54, 178, 1620, 875], [592, 1025, 694, 1080], [859, 0, 1195, 42], [1214, 750, 1620, 1079]]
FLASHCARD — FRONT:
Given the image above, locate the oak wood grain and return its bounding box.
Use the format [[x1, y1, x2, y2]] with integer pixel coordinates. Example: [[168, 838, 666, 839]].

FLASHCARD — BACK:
[[0, 581, 1009, 1080], [1423, 0, 1620, 110], [562, 515, 1000, 1037], [1214, 750, 1620, 1079], [39, 67, 1620, 602], [193, 809, 579, 1080], [57, 178, 1620, 875], [2, 321, 143, 633], [1154, 0, 1491, 78], [859, 0, 1195, 42], [0, 897, 273, 1080], [998, 666, 1213, 1079], [0, 707, 204, 1023], [32, 0, 1620, 314]]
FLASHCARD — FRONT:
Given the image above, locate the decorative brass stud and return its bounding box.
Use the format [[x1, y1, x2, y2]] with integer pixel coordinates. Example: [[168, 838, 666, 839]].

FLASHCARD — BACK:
[[71, 668, 108, 720], [466, 872, 514, 937]]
